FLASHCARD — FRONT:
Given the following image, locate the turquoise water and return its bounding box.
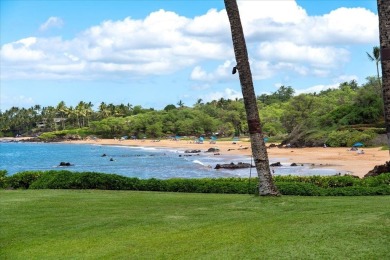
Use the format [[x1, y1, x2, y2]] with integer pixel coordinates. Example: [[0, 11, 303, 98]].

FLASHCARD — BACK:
[[0, 142, 340, 178]]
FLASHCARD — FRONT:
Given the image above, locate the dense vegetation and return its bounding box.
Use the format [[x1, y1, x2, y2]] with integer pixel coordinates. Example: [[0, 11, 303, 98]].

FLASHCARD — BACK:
[[0, 77, 386, 147], [2, 170, 389, 196]]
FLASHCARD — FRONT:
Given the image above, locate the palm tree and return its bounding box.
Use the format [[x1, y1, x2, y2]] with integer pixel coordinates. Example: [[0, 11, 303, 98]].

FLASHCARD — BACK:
[[126, 103, 133, 116], [366, 46, 382, 94], [66, 106, 77, 128], [224, 0, 279, 196], [377, 0, 390, 151], [84, 102, 94, 127], [177, 100, 185, 108], [75, 101, 87, 128], [98, 102, 110, 119], [56, 101, 67, 130], [194, 98, 204, 108]]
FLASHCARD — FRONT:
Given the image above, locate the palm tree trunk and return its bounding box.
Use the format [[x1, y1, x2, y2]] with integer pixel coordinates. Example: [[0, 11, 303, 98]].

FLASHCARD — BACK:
[[224, 0, 279, 196], [377, 0, 390, 151]]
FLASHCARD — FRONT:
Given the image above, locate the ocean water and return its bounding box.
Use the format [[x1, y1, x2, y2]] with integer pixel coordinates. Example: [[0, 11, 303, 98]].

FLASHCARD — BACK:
[[0, 142, 340, 178]]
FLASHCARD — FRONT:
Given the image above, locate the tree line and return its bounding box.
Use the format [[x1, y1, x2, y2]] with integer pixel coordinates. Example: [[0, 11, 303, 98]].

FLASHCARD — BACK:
[[0, 76, 385, 146]]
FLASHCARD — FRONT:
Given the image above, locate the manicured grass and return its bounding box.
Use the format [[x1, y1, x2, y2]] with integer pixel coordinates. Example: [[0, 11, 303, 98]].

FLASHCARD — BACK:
[[1, 190, 389, 259]]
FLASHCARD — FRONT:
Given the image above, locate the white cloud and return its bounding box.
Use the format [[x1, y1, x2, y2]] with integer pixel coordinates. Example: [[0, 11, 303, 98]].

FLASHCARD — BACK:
[[238, 2, 378, 45], [0, 94, 35, 109], [201, 88, 242, 102], [190, 60, 233, 82], [0, 1, 379, 82], [281, 75, 359, 96], [186, 8, 229, 38], [295, 83, 340, 95], [308, 7, 378, 44], [1, 37, 45, 62], [39, 17, 64, 31], [334, 74, 359, 83], [258, 42, 349, 69]]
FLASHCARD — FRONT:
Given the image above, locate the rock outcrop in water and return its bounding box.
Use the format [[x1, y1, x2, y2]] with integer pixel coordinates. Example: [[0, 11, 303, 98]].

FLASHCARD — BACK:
[[270, 162, 282, 167], [185, 149, 201, 154], [206, 147, 220, 153], [215, 162, 254, 169], [59, 162, 73, 167]]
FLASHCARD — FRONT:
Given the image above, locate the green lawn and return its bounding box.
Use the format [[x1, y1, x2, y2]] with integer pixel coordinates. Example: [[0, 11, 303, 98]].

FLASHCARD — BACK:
[[1, 190, 389, 259]]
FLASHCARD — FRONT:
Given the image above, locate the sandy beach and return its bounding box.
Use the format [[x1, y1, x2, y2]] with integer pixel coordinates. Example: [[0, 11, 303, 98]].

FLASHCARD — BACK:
[[55, 138, 390, 178]]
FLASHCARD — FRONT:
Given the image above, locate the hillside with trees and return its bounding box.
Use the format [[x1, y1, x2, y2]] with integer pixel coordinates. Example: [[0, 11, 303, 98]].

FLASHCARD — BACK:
[[0, 76, 386, 147]]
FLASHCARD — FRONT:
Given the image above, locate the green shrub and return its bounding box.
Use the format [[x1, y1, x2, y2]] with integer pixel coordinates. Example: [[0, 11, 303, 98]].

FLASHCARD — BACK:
[[165, 178, 199, 193], [275, 182, 323, 196], [326, 130, 376, 147], [37, 129, 92, 141], [273, 175, 361, 188], [323, 186, 390, 196], [30, 171, 140, 190], [360, 173, 390, 187], [6, 171, 43, 189], [38, 132, 58, 140], [0, 170, 8, 188], [6, 170, 390, 196]]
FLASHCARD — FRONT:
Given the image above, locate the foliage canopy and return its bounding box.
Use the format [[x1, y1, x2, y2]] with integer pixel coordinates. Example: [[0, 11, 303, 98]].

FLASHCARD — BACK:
[[0, 78, 385, 147]]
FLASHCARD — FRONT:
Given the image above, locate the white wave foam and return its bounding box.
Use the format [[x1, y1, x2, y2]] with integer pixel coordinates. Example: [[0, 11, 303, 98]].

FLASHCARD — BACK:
[[141, 147, 157, 151], [193, 160, 205, 166]]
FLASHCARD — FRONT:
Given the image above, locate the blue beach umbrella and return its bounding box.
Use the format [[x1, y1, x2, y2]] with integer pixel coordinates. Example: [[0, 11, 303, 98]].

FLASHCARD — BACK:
[[353, 142, 364, 147]]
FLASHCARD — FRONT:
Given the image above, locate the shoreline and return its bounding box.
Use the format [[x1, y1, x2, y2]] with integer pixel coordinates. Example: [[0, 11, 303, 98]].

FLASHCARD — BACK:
[[2, 137, 389, 177]]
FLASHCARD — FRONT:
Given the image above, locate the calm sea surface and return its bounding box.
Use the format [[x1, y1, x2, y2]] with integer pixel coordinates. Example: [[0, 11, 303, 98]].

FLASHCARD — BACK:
[[0, 142, 340, 178]]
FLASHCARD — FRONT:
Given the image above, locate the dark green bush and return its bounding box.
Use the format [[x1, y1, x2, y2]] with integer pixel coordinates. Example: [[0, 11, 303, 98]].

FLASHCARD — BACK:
[[6, 171, 43, 189], [29, 171, 140, 190], [0, 170, 8, 188], [26, 171, 255, 193], [4, 170, 390, 196], [323, 186, 390, 196], [360, 173, 390, 187], [275, 182, 323, 196], [273, 175, 365, 188], [165, 178, 200, 193]]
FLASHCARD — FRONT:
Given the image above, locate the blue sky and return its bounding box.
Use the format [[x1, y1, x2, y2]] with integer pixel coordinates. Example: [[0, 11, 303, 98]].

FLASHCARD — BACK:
[[0, 0, 380, 111]]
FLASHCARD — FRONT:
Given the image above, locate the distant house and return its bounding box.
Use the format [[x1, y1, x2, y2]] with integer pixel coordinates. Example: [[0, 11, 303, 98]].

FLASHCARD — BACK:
[[37, 122, 46, 128], [54, 118, 66, 124]]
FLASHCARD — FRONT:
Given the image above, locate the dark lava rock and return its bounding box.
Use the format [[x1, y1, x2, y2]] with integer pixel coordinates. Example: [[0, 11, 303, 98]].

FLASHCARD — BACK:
[[59, 162, 73, 166], [185, 149, 201, 153], [215, 162, 254, 169], [270, 162, 282, 167], [365, 161, 390, 177]]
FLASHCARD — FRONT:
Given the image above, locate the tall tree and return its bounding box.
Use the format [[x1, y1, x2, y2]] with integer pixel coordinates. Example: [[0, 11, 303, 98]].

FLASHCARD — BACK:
[[224, 0, 279, 196], [377, 0, 390, 150], [98, 102, 110, 119], [56, 101, 67, 130], [366, 46, 382, 94], [194, 98, 204, 107], [177, 100, 185, 108]]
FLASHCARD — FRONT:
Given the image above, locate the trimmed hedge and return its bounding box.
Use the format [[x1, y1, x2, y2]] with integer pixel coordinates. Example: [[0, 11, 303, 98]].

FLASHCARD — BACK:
[[2, 170, 390, 196], [6, 171, 43, 189], [0, 170, 8, 188]]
